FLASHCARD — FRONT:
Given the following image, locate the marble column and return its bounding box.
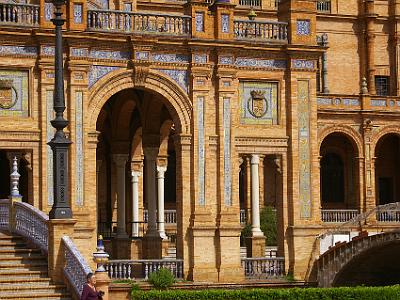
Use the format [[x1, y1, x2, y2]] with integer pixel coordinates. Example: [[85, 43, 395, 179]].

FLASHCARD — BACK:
[[131, 171, 141, 237], [157, 165, 167, 239], [251, 154, 263, 236], [144, 148, 158, 237], [113, 154, 128, 238]]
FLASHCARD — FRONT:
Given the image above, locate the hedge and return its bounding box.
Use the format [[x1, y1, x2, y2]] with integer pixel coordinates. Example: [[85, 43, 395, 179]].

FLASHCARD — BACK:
[[131, 286, 400, 300]]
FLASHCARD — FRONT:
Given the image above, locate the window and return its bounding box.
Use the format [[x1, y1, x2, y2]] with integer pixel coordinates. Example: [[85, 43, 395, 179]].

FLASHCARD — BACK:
[[375, 76, 390, 96]]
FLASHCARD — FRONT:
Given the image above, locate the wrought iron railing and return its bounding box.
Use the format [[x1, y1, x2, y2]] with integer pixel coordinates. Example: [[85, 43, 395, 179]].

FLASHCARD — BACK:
[[241, 257, 284, 278], [234, 20, 288, 42], [87, 9, 191, 36], [106, 259, 184, 280], [0, 199, 9, 230], [14, 201, 48, 252], [321, 209, 359, 223], [62, 236, 93, 297], [0, 2, 39, 27], [377, 210, 400, 222], [317, 0, 331, 13]]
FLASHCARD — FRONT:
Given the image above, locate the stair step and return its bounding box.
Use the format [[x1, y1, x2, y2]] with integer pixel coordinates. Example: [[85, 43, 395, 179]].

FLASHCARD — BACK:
[[0, 290, 70, 299], [0, 268, 48, 276], [0, 276, 51, 283], [0, 255, 46, 261], [0, 283, 66, 291], [0, 261, 47, 269], [0, 248, 42, 255]]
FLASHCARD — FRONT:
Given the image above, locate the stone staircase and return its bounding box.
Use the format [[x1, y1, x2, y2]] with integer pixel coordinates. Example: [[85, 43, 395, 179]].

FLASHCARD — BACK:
[[0, 231, 72, 300]]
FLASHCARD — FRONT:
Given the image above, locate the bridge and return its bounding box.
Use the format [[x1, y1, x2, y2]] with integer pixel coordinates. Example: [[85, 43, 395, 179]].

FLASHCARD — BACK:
[[315, 203, 400, 287]]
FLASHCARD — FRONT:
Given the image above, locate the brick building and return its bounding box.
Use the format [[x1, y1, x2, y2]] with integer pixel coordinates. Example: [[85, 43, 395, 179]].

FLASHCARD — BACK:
[[0, 0, 399, 285]]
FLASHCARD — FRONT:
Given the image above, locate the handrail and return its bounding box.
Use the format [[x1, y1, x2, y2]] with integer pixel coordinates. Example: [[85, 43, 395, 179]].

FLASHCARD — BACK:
[[0, 2, 40, 27], [62, 236, 93, 298], [234, 19, 288, 42], [14, 201, 48, 253]]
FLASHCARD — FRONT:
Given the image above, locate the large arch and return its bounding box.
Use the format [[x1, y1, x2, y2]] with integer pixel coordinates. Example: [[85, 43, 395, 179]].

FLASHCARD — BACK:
[[87, 69, 192, 135], [370, 125, 400, 157]]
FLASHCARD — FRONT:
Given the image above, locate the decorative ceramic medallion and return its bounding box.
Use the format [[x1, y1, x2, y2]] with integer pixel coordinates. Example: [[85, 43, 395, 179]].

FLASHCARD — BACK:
[[247, 90, 268, 118]]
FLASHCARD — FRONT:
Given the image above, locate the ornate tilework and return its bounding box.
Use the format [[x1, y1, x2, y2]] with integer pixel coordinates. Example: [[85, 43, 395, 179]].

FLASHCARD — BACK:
[[0, 45, 37, 56], [73, 4, 83, 24], [317, 97, 332, 105], [89, 49, 130, 60], [46, 72, 55, 79], [221, 14, 230, 33], [0, 70, 29, 117], [75, 91, 84, 206], [219, 56, 234, 65], [370, 99, 387, 107], [88, 0, 109, 9], [135, 51, 149, 60], [342, 98, 360, 106], [152, 53, 189, 63], [42, 46, 55, 56], [292, 59, 315, 70], [71, 48, 89, 57], [298, 80, 311, 218], [296, 20, 311, 36], [158, 69, 188, 93], [45, 2, 53, 21], [236, 58, 286, 69], [46, 90, 54, 206], [223, 97, 232, 206], [194, 54, 207, 64], [197, 97, 205, 206], [88, 66, 120, 88], [195, 12, 204, 32], [124, 2, 132, 11], [240, 81, 278, 125]]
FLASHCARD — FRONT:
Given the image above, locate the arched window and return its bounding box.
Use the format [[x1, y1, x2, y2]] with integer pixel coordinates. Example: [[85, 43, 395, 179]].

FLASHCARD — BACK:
[[321, 153, 344, 203]]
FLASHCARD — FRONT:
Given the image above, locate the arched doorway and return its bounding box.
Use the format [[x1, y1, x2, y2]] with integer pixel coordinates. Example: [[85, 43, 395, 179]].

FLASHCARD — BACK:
[[320, 133, 359, 222], [96, 88, 179, 260], [375, 133, 400, 205]]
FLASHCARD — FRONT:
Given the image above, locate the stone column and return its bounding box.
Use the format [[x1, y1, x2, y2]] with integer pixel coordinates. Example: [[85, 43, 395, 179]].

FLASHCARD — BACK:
[[258, 155, 265, 211], [157, 165, 167, 239], [113, 154, 128, 238], [251, 154, 263, 236], [144, 148, 158, 237], [96, 160, 102, 221], [245, 157, 252, 223], [131, 171, 141, 237]]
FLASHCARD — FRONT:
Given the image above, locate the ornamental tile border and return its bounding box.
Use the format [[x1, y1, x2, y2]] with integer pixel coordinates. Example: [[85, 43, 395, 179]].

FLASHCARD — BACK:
[[296, 19, 311, 36], [158, 69, 188, 93], [197, 96, 205, 206], [219, 56, 234, 65], [73, 4, 83, 24], [152, 53, 190, 63], [42, 46, 55, 56], [292, 59, 315, 70], [194, 54, 207, 64], [370, 99, 387, 107], [236, 58, 287, 69], [71, 48, 89, 57], [223, 97, 232, 206], [88, 66, 120, 88], [0, 45, 37, 56], [75, 91, 84, 207], [89, 49, 130, 60], [195, 12, 204, 32]]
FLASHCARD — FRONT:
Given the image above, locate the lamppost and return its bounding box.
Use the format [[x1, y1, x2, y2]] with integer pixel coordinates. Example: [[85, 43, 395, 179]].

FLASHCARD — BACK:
[[48, 0, 72, 219]]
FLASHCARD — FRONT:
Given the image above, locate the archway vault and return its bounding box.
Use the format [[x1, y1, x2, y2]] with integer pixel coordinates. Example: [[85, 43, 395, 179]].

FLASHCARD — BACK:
[[88, 68, 192, 135]]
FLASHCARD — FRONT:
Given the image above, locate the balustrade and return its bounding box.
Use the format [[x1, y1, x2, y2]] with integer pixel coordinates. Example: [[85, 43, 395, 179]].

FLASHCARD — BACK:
[[377, 210, 400, 222], [238, 0, 261, 8], [106, 259, 184, 280], [87, 10, 191, 36], [14, 201, 48, 252], [241, 257, 284, 278], [321, 209, 359, 223], [317, 0, 331, 13], [62, 236, 93, 297], [0, 199, 9, 230], [0, 3, 39, 27], [234, 20, 287, 42]]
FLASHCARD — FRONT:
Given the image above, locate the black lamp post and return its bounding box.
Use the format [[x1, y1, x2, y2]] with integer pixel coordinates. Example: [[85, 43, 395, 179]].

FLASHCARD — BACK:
[[48, 0, 72, 219]]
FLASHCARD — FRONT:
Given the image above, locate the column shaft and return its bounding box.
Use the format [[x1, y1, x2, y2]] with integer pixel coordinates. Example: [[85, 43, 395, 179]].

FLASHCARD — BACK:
[[144, 148, 158, 236], [157, 166, 167, 239], [251, 154, 263, 236], [131, 171, 141, 237], [113, 155, 128, 238]]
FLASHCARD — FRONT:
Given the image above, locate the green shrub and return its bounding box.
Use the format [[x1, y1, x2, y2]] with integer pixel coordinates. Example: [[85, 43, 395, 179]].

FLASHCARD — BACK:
[[147, 268, 176, 290], [131, 286, 400, 300], [240, 206, 277, 246]]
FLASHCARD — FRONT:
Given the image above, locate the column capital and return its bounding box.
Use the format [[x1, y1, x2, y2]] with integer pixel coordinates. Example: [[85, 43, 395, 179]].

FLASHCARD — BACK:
[[112, 154, 127, 167], [157, 165, 167, 175], [131, 171, 142, 178], [251, 154, 260, 165]]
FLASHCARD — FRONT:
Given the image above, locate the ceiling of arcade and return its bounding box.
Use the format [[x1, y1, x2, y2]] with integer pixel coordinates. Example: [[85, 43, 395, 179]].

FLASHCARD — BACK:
[[96, 88, 175, 159]]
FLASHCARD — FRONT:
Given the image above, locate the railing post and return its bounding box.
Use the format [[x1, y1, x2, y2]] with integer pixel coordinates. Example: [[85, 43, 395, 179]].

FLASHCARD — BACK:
[[8, 156, 22, 234], [48, 219, 76, 283], [93, 236, 111, 300]]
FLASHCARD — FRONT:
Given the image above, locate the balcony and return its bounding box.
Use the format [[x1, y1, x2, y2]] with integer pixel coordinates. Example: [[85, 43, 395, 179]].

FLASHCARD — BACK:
[[234, 19, 287, 43], [87, 9, 191, 36], [0, 2, 39, 27], [321, 209, 359, 223], [317, 0, 331, 13]]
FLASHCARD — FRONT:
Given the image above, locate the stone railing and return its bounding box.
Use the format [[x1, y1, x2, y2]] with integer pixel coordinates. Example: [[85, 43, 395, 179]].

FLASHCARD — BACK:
[[0, 199, 9, 230], [377, 210, 400, 222], [0, 2, 39, 27], [14, 201, 48, 252], [62, 236, 93, 297], [164, 209, 177, 224], [317, 0, 331, 13], [241, 257, 285, 278], [87, 10, 191, 36], [321, 209, 359, 223], [106, 259, 184, 280], [234, 20, 287, 42]]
